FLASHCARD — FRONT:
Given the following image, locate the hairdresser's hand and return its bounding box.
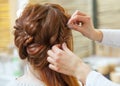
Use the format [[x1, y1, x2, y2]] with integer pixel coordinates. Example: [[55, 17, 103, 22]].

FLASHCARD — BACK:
[[47, 43, 91, 84], [68, 10, 103, 42]]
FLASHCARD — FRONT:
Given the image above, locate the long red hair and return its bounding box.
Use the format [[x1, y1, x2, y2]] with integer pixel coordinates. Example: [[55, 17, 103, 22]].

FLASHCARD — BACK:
[[14, 3, 80, 86]]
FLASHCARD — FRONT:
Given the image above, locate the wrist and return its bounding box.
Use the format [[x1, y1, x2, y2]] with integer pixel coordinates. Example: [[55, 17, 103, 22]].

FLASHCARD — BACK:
[[92, 29, 103, 42], [74, 61, 91, 84], [96, 29, 103, 42]]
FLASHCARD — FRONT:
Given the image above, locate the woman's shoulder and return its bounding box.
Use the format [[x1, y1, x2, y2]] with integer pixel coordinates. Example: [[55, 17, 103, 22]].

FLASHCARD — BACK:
[[7, 79, 44, 86], [6, 66, 45, 86], [7, 76, 45, 86], [7, 79, 20, 86]]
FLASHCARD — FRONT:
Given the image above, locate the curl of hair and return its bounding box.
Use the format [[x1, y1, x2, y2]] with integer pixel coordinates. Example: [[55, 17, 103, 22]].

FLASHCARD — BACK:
[[14, 3, 80, 86]]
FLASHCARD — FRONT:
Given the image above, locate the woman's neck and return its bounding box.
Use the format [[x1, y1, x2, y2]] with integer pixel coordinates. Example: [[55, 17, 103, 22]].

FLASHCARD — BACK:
[[28, 64, 42, 81]]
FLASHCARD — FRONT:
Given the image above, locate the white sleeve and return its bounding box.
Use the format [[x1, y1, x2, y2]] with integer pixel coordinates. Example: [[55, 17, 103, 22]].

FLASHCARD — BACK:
[[100, 29, 120, 47], [86, 71, 120, 86]]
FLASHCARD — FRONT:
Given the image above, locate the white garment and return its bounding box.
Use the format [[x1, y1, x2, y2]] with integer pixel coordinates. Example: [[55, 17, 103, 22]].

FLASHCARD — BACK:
[[86, 71, 120, 86], [101, 29, 120, 47], [7, 67, 82, 86], [86, 29, 120, 86], [7, 67, 45, 86]]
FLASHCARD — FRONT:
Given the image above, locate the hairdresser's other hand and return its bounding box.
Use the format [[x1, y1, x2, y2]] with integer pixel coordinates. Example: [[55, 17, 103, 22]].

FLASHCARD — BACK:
[[47, 43, 91, 84], [68, 10, 103, 42]]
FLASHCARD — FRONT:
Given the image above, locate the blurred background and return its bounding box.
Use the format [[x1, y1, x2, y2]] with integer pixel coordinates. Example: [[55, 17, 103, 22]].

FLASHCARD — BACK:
[[0, 0, 120, 85]]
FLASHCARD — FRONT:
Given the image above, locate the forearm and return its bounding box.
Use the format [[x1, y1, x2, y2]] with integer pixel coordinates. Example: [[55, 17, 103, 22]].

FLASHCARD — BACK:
[[75, 61, 120, 86], [74, 62, 91, 84]]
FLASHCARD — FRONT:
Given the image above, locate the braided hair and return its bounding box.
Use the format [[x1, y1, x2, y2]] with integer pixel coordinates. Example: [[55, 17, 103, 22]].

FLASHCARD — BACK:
[[14, 3, 79, 86]]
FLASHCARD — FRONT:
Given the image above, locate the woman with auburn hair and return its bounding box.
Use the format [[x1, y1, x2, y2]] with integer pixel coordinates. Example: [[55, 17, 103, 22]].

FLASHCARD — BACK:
[[8, 3, 82, 86]]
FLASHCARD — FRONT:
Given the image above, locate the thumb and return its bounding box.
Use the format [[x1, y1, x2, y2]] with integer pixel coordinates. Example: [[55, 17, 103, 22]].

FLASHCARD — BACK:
[[68, 21, 82, 32], [72, 24, 81, 31]]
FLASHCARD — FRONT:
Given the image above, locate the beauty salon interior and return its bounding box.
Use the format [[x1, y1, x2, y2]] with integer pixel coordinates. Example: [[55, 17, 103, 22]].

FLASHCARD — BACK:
[[0, 0, 120, 85]]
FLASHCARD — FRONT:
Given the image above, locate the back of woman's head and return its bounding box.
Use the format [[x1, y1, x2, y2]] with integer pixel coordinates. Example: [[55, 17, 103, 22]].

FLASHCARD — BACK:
[[14, 3, 79, 86]]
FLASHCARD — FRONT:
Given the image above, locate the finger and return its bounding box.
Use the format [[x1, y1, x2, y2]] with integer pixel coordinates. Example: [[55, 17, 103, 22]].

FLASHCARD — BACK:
[[48, 46, 65, 61], [69, 15, 89, 25], [71, 10, 86, 18], [68, 15, 89, 30], [67, 22, 82, 31], [52, 45, 64, 54], [48, 64, 60, 72], [49, 64, 72, 76], [69, 23, 82, 31], [47, 50, 55, 58], [76, 11, 87, 16], [47, 56, 56, 65], [53, 44, 61, 48], [62, 43, 73, 54]]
